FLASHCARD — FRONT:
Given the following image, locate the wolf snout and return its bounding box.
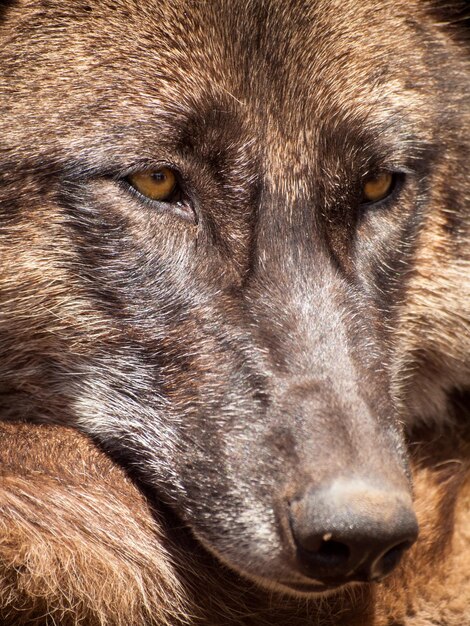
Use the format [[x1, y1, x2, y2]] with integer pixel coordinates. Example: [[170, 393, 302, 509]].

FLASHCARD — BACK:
[[287, 478, 419, 586]]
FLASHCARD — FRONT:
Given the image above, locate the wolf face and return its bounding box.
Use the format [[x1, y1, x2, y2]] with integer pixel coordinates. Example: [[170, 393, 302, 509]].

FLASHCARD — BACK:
[[0, 0, 468, 595]]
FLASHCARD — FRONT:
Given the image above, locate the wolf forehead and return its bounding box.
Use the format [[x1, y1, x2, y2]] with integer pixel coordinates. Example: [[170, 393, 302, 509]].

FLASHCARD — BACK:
[[4, 0, 444, 165]]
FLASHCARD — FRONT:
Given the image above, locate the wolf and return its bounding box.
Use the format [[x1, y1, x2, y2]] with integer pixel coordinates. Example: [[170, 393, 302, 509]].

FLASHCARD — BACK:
[[0, 0, 469, 606]]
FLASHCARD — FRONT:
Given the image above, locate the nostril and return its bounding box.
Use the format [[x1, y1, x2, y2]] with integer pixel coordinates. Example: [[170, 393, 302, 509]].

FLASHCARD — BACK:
[[300, 538, 350, 568], [373, 540, 412, 579]]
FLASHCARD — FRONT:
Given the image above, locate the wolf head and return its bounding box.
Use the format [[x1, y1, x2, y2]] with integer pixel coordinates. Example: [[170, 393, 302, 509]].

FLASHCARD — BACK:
[[0, 0, 468, 595]]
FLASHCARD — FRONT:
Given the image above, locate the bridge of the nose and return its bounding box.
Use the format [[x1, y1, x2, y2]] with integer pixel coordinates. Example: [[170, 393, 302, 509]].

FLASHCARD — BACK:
[[237, 163, 415, 587]]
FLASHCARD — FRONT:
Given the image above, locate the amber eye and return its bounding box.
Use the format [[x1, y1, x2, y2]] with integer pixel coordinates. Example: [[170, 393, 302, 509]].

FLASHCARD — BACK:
[[128, 167, 178, 202], [361, 172, 395, 204]]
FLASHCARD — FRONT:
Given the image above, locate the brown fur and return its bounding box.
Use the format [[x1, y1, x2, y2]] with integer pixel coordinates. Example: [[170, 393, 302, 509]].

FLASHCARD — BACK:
[[1, 0, 470, 622], [1, 420, 469, 626]]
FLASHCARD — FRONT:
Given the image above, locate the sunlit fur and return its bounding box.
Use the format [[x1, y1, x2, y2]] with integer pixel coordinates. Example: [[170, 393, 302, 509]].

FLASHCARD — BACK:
[[0, 0, 469, 622]]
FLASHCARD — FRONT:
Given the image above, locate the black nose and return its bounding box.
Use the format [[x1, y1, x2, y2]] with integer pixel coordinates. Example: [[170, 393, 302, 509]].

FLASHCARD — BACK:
[[289, 479, 418, 585]]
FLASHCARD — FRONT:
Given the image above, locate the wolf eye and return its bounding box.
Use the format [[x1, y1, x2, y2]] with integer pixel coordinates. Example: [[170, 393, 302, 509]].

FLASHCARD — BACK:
[[125, 167, 196, 223], [128, 167, 178, 201], [361, 172, 395, 204]]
